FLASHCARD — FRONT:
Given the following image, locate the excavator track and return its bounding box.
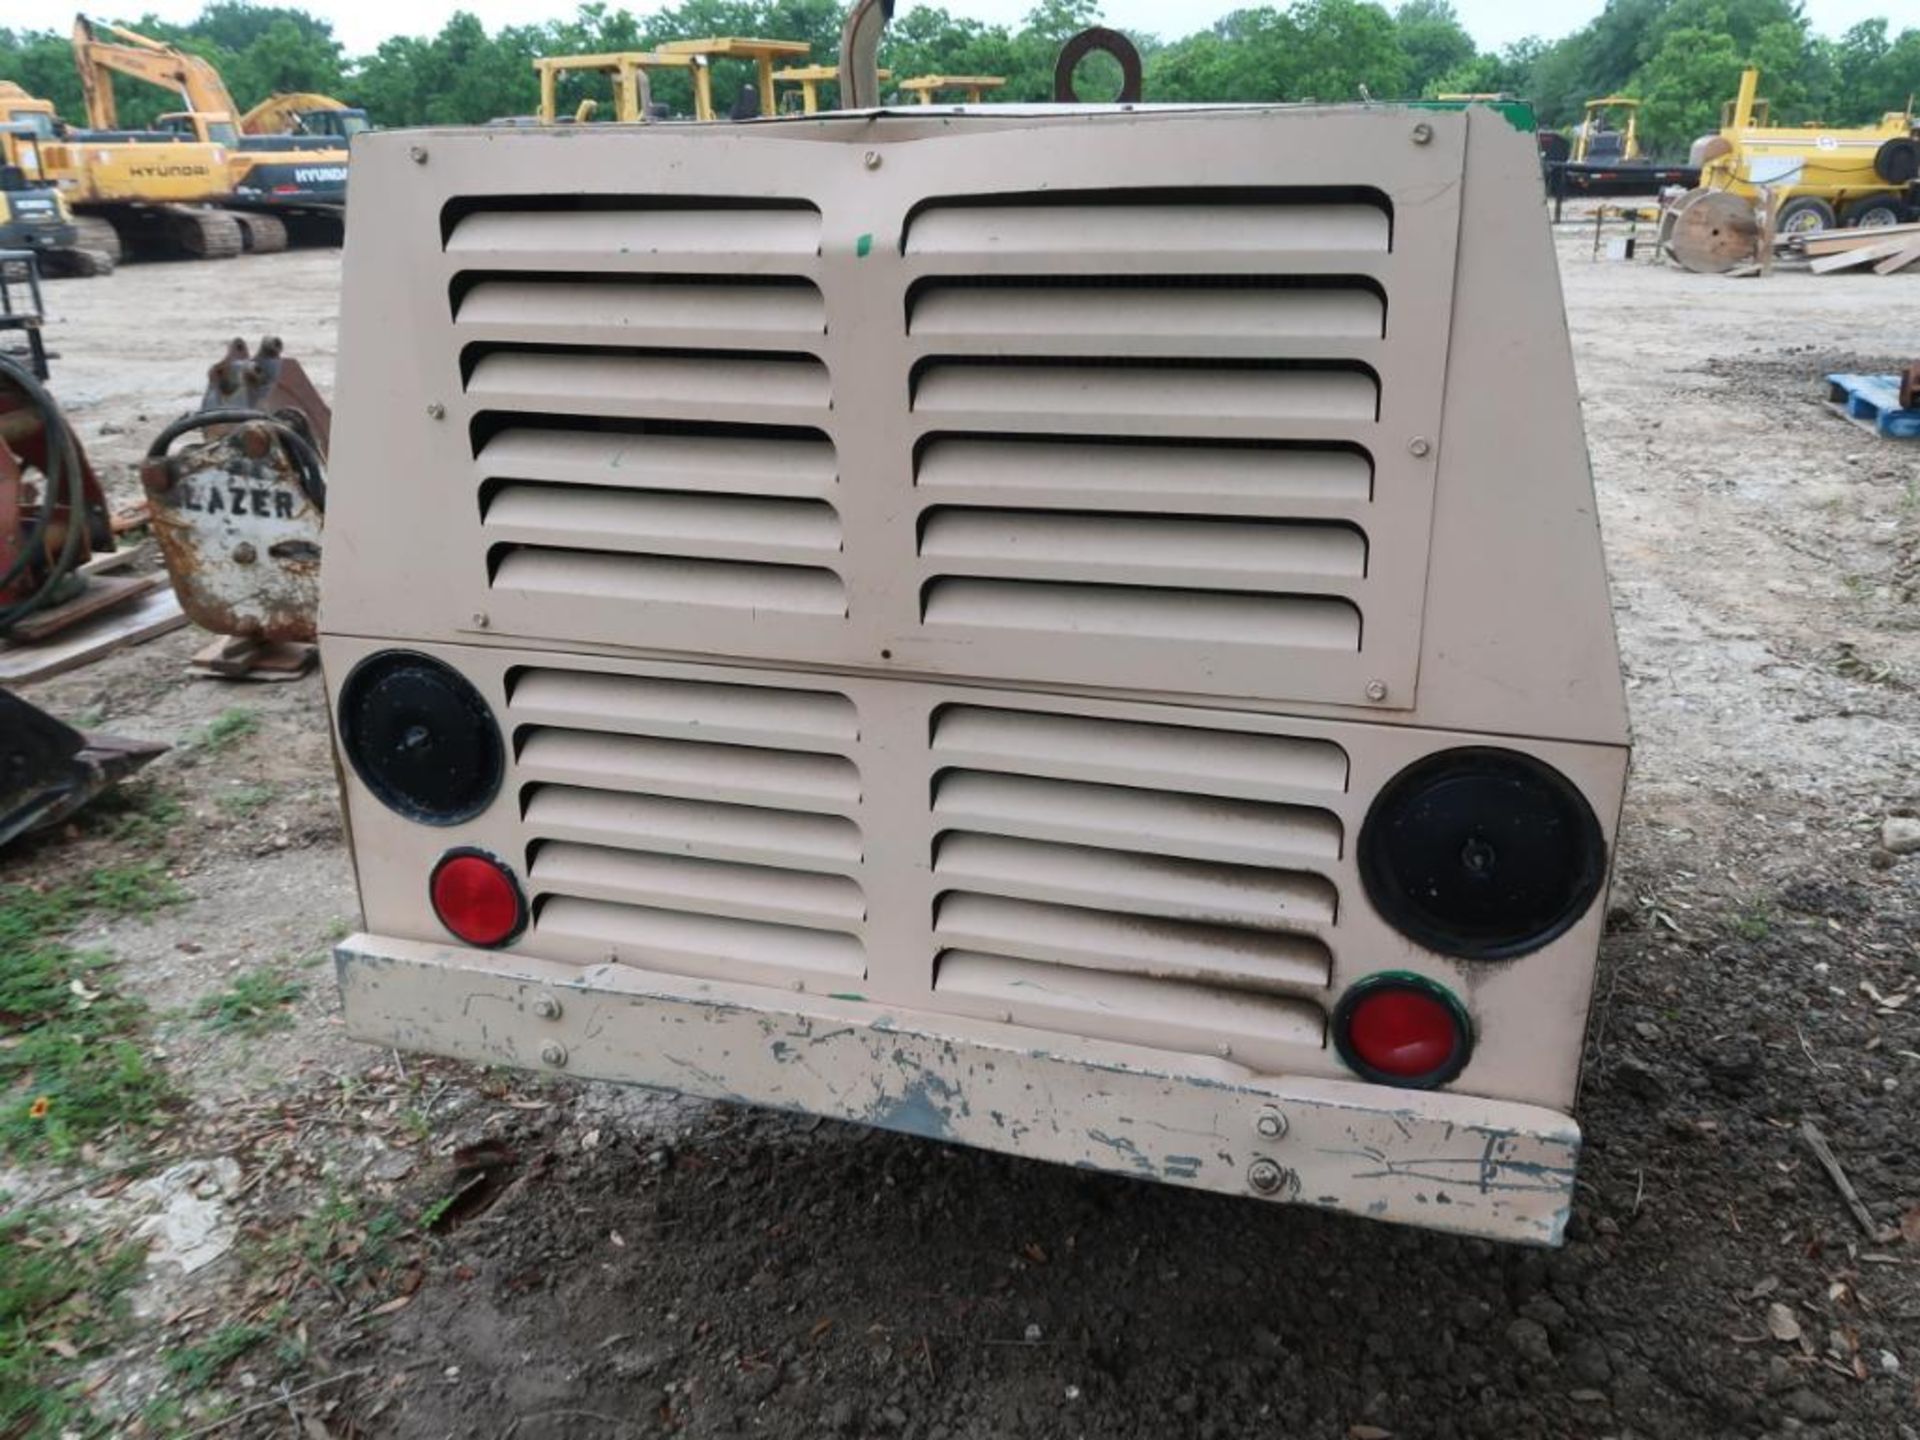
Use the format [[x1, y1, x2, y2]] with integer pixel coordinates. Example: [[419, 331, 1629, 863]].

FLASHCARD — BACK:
[[44, 247, 114, 278], [166, 206, 243, 260], [232, 212, 289, 254], [70, 214, 124, 264]]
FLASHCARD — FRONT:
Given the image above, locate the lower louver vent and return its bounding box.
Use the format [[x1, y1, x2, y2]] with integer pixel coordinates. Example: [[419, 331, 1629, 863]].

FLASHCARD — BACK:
[[928, 703, 1344, 1068], [508, 668, 866, 987]]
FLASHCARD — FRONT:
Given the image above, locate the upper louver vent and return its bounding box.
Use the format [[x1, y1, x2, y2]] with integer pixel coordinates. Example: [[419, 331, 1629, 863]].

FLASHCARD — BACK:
[[436, 121, 1465, 711]]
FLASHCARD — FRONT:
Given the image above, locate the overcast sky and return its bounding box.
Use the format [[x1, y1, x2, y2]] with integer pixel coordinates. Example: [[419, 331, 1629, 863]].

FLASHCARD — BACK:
[[0, 0, 1898, 58]]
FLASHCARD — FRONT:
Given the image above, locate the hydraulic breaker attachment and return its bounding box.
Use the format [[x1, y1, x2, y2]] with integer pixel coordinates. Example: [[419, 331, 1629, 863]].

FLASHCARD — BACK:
[[140, 337, 328, 643]]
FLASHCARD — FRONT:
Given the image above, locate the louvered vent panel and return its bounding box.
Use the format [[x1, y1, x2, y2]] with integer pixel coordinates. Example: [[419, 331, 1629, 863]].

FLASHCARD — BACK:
[[449, 196, 838, 644], [905, 188, 1401, 705], [509, 669, 866, 987], [434, 127, 1460, 706], [929, 704, 1343, 1068]]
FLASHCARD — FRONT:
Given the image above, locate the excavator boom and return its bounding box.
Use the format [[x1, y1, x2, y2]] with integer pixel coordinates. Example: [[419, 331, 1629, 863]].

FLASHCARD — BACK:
[[72, 14, 243, 130]]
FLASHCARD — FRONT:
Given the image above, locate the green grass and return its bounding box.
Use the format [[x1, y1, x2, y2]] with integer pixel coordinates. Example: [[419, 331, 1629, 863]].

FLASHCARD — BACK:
[[194, 969, 305, 1037], [0, 1205, 147, 1439], [195, 708, 259, 753], [213, 782, 277, 818], [0, 867, 184, 1159], [1729, 900, 1773, 943], [289, 1187, 406, 1293], [85, 784, 186, 846], [164, 1323, 274, 1390]]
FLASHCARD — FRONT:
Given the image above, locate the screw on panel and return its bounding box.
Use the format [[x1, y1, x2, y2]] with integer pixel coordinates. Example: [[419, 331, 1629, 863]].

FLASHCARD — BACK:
[[1255, 1108, 1288, 1140], [408, 145, 429, 164], [1247, 1158, 1287, 1194], [531, 994, 561, 1020], [863, 150, 882, 170], [539, 1040, 568, 1068], [471, 611, 490, 629], [1365, 680, 1389, 702], [426, 402, 446, 420], [1216, 1042, 1234, 1059], [1410, 122, 1434, 145], [1407, 436, 1432, 457]]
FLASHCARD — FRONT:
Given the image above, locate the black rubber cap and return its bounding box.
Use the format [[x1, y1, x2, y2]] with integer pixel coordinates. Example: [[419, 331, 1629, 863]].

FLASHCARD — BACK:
[[338, 651, 503, 826], [1358, 747, 1606, 961]]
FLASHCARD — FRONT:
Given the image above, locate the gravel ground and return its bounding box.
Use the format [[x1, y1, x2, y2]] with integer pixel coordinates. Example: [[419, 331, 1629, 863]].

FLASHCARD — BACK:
[[5, 214, 1919, 1440]]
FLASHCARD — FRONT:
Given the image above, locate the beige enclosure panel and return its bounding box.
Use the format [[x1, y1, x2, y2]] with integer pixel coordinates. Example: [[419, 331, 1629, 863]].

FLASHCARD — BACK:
[[322, 107, 1567, 721], [323, 635, 1626, 1113], [323, 104, 1630, 1242]]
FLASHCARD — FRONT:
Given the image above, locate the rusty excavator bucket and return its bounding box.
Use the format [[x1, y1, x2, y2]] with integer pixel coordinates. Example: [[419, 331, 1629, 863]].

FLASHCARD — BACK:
[[0, 690, 167, 848]]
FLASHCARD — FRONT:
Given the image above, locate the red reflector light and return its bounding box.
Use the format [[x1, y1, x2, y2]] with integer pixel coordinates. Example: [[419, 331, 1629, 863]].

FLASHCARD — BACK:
[[1334, 976, 1471, 1088], [273, 183, 300, 193], [429, 850, 525, 948]]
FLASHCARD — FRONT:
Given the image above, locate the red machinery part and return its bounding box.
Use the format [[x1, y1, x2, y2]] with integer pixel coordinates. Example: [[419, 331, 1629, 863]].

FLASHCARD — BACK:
[[0, 353, 113, 624]]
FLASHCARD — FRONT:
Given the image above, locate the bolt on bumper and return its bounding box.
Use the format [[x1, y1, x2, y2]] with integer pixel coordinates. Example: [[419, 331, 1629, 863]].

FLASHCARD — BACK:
[[336, 936, 1582, 1246]]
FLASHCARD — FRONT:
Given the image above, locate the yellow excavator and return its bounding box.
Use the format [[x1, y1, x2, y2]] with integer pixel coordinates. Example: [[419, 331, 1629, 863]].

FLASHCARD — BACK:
[[71, 15, 349, 250], [0, 78, 235, 263], [240, 92, 370, 140]]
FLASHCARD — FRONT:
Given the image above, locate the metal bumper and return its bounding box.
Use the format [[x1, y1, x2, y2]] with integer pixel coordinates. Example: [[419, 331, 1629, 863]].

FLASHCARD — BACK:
[[336, 936, 1582, 1246]]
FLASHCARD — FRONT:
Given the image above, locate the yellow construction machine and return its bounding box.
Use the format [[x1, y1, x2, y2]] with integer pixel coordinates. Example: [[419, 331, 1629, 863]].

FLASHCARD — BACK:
[[654, 37, 812, 120], [773, 64, 890, 113], [1570, 95, 1642, 164], [532, 52, 697, 124], [533, 38, 815, 124], [241, 92, 370, 141], [0, 91, 102, 275], [898, 74, 1008, 104], [1691, 67, 1918, 232], [0, 78, 235, 262], [71, 15, 350, 249]]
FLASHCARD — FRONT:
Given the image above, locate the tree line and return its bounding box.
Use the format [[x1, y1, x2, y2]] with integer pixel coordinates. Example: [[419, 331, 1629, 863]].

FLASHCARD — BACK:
[[3, 0, 1917, 154]]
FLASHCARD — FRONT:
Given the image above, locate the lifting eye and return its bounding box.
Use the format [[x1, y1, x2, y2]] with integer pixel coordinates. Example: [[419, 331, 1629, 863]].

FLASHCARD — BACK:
[[1358, 747, 1606, 961]]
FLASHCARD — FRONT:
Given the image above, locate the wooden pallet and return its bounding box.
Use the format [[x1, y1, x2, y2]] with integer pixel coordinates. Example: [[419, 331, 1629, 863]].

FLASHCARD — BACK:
[[1826, 373, 1920, 440], [188, 634, 318, 682], [0, 586, 186, 683]]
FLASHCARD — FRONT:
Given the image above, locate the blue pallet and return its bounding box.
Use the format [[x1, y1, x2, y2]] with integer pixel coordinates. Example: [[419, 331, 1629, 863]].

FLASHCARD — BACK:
[[1826, 373, 1920, 440]]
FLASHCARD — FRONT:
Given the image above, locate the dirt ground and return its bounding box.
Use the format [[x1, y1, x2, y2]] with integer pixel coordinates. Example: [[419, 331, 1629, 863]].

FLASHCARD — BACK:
[[4, 212, 1919, 1440]]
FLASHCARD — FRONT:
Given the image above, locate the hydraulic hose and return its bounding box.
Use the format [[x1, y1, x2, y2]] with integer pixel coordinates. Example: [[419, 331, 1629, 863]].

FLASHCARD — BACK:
[[0, 351, 89, 634], [147, 406, 328, 512]]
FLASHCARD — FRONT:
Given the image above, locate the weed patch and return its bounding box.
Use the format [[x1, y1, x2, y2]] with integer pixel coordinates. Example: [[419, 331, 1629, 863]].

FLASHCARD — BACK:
[[164, 1323, 274, 1391], [0, 869, 183, 1158], [0, 1206, 146, 1439], [195, 708, 259, 754], [195, 969, 305, 1038], [213, 782, 277, 817]]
